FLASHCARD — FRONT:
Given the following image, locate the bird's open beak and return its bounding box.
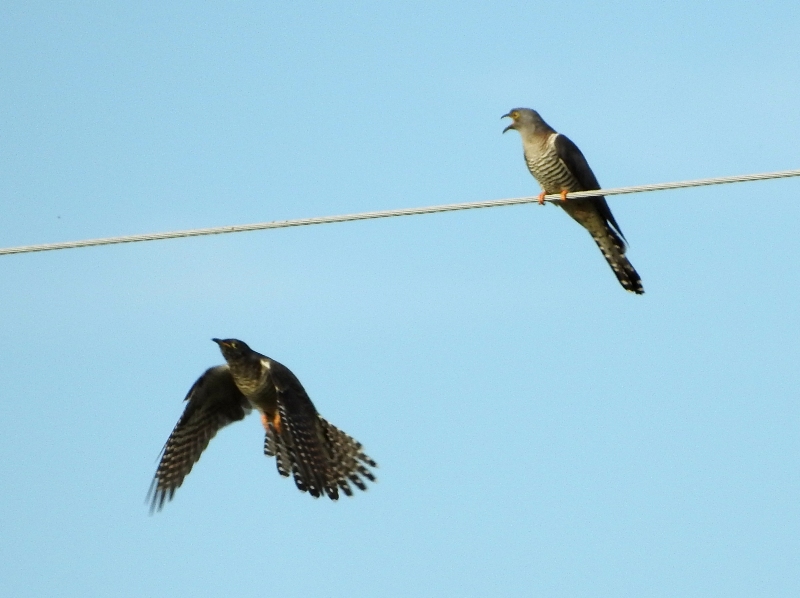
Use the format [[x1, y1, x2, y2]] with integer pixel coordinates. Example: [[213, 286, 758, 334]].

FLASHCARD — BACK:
[[501, 113, 515, 134]]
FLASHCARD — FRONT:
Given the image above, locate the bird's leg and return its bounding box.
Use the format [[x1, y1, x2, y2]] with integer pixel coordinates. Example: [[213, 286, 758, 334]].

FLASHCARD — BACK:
[[260, 411, 283, 434], [560, 190, 568, 202], [272, 412, 282, 434], [537, 191, 547, 205]]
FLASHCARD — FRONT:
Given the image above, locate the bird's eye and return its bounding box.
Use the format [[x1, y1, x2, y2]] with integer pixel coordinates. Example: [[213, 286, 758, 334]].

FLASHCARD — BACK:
[[230, 341, 238, 349], [511, 111, 519, 119]]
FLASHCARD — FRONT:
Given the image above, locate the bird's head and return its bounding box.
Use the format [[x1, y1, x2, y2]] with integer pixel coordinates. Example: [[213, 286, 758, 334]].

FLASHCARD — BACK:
[[212, 338, 252, 363], [502, 108, 547, 135]]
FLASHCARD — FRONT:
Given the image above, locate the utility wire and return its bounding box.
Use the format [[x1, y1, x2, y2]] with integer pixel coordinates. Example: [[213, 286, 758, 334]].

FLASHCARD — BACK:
[[1, 168, 798, 257]]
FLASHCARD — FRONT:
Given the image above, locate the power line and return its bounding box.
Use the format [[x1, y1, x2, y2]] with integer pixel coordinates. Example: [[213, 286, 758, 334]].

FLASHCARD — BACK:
[[1, 168, 798, 257]]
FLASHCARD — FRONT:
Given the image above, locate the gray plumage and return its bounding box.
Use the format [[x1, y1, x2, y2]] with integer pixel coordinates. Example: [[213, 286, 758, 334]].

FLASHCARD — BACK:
[[503, 108, 644, 294], [148, 338, 376, 511]]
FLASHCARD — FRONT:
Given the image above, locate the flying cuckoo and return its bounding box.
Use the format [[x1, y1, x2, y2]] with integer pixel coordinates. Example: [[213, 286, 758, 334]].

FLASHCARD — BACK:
[[502, 108, 644, 294], [148, 338, 376, 511]]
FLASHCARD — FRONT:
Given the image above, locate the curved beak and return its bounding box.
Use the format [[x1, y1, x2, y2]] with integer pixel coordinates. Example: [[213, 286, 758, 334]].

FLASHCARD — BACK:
[[501, 113, 515, 134]]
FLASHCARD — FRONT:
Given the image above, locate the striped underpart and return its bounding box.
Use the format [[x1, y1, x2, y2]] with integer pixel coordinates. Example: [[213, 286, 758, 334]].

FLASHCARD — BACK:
[[524, 135, 580, 195]]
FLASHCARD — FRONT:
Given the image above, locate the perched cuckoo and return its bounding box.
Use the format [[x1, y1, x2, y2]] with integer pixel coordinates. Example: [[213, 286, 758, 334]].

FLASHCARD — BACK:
[[148, 338, 376, 511], [502, 108, 644, 294]]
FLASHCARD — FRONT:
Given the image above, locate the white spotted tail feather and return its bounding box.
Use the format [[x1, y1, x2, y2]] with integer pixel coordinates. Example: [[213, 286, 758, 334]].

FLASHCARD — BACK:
[[320, 417, 377, 496], [265, 361, 377, 500], [587, 218, 644, 295]]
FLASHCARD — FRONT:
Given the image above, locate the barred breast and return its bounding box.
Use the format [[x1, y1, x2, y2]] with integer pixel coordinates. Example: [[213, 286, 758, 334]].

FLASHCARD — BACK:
[[524, 134, 581, 194]]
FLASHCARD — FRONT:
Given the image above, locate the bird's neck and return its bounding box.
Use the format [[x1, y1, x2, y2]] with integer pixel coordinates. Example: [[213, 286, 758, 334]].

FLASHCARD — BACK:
[[522, 130, 557, 156]]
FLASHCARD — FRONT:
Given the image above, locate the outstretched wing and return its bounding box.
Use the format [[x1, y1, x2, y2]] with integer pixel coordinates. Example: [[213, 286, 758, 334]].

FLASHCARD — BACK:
[[148, 365, 251, 512], [554, 134, 626, 242], [268, 360, 377, 500]]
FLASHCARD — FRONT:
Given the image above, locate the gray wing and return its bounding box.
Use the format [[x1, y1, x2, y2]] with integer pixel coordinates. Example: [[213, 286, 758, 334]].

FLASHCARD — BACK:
[[148, 365, 251, 512], [554, 134, 626, 242]]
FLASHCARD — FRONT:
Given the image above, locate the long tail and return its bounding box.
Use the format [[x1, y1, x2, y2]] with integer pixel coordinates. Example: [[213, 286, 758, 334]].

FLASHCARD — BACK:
[[263, 413, 376, 499], [591, 225, 644, 294], [318, 417, 377, 497]]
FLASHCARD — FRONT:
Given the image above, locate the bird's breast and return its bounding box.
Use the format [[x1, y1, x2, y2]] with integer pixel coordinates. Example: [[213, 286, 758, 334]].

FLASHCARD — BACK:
[[524, 139, 581, 194], [245, 380, 279, 415]]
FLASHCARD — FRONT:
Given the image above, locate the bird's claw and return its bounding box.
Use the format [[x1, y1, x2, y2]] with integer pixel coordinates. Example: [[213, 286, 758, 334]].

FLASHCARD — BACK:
[[560, 190, 568, 202], [537, 192, 546, 205]]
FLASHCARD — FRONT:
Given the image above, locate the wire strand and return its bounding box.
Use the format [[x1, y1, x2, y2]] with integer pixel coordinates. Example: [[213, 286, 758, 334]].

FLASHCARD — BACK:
[[2, 168, 798, 257]]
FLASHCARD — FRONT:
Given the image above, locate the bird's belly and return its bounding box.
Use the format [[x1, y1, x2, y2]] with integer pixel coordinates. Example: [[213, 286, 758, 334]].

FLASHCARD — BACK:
[[245, 385, 278, 415], [525, 151, 581, 194]]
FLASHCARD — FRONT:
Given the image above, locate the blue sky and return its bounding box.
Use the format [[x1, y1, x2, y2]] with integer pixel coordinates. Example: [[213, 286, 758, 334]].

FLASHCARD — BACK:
[[1, 2, 799, 596]]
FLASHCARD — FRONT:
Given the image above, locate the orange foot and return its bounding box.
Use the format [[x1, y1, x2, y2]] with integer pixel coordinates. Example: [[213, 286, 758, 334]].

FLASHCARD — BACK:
[[537, 191, 546, 205], [560, 190, 568, 202]]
